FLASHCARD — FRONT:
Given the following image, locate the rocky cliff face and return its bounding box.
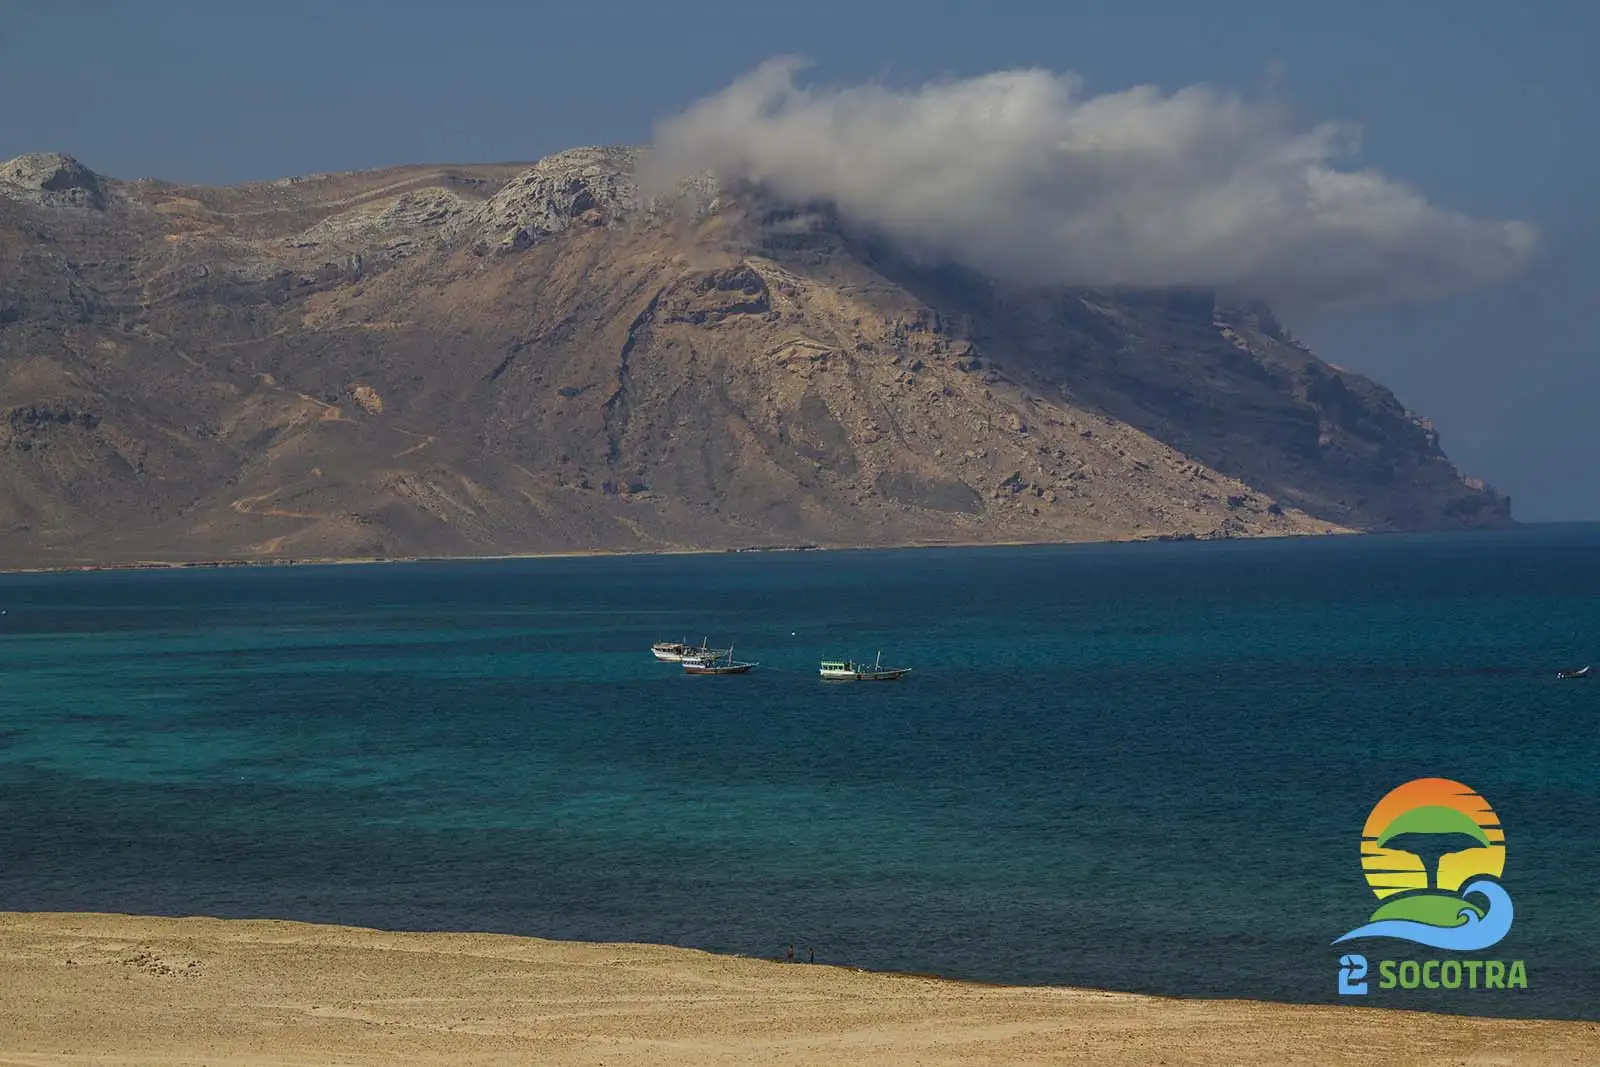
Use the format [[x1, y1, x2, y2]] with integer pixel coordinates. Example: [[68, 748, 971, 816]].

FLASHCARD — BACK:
[[0, 147, 1509, 568]]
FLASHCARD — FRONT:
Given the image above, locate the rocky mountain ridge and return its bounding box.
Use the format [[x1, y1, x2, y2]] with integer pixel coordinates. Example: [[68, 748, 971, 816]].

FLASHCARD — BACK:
[[0, 147, 1509, 568]]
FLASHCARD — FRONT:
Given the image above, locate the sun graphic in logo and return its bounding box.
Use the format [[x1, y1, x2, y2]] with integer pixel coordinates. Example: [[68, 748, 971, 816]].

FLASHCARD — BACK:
[[1362, 778, 1504, 903], [1333, 777, 1513, 949]]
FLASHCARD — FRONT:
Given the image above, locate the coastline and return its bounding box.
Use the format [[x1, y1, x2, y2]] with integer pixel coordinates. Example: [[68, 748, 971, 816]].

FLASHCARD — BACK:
[[2, 912, 1592, 1066], [0, 526, 1370, 577]]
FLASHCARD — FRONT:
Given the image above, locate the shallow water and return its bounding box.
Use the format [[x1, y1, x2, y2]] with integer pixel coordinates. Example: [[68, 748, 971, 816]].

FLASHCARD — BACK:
[[2, 527, 1596, 1018]]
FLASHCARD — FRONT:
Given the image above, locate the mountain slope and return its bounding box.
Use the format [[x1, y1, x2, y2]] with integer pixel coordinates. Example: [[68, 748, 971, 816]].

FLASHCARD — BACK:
[[0, 148, 1509, 568]]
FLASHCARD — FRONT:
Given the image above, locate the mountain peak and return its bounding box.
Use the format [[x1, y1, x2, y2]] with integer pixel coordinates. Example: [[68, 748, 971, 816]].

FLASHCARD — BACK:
[[0, 147, 1511, 569], [475, 146, 645, 253], [0, 152, 108, 209]]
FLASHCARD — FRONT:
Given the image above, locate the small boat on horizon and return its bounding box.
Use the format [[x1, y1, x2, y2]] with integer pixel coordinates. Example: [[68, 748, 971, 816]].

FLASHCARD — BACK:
[[1557, 665, 1590, 679], [819, 651, 912, 682], [652, 637, 730, 663], [683, 644, 758, 675]]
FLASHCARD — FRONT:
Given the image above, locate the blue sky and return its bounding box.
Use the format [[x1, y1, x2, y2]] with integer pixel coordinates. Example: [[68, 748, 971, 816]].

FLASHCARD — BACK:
[[2, 0, 1593, 519]]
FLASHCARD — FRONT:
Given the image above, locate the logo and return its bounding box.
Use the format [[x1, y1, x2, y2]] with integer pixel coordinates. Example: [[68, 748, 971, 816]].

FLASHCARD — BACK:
[[1332, 778, 1526, 995], [1336, 777, 1511, 949]]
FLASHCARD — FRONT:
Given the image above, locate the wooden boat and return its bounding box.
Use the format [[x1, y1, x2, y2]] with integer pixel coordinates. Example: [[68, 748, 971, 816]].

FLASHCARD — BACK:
[[652, 637, 730, 663], [1557, 665, 1590, 679], [819, 651, 912, 682], [683, 645, 758, 675]]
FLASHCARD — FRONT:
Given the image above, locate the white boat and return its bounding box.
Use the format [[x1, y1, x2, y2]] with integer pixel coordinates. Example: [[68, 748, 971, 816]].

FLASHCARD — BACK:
[[683, 644, 758, 675], [1557, 664, 1590, 680], [651, 640, 692, 662], [819, 651, 911, 682], [652, 637, 730, 663]]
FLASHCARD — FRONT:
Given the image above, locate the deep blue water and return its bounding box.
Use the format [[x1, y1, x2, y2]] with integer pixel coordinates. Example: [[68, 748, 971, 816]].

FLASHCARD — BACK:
[[1, 528, 1597, 1019]]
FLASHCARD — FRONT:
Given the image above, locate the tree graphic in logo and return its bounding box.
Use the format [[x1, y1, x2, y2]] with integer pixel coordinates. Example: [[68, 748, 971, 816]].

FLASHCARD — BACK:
[[1376, 805, 1492, 893]]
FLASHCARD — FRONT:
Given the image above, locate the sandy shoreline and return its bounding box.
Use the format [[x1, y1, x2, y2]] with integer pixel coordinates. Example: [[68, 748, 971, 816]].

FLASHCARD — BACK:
[[0, 912, 1592, 1066], [0, 528, 1366, 576]]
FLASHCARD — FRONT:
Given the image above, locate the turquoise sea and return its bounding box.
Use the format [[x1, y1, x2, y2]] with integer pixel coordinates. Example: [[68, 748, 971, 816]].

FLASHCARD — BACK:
[[1, 527, 1596, 1019]]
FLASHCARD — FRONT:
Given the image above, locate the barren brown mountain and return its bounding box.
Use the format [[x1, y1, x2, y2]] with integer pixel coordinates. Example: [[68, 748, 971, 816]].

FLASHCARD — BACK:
[[0, 146, 1509, 569]]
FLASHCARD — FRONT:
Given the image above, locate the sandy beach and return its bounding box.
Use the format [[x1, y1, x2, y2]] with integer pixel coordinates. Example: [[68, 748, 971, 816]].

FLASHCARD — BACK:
[[0, 526, 1359, 576], [0, 913, 1592, 1066]]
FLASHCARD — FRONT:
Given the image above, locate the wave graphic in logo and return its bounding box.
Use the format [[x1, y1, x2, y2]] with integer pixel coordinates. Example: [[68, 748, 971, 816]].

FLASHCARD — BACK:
[[1332, 878, 1513, 950]]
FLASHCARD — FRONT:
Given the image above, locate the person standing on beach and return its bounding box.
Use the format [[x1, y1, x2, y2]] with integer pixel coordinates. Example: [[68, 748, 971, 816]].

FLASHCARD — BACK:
[[808, 946, 815, 964], [786, 944, 794, 963]]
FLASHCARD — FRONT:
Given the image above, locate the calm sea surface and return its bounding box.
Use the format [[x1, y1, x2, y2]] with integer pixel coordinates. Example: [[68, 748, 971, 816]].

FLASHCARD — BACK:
[[2, 528, 1597, 1018]]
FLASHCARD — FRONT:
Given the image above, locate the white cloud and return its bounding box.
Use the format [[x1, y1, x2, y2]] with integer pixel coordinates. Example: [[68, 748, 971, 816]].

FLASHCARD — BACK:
[[646, 58, 1537, 311]]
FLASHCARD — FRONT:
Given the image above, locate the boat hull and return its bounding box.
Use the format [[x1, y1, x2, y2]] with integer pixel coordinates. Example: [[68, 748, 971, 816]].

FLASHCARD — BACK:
[[653, 644, 731, 663], [819, 667, 912, 681], [684, 663, 757, 675]]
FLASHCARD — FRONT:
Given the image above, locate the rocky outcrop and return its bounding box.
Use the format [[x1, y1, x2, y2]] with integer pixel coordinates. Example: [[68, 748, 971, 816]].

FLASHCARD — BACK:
[[0, 146, 1509, 569], [472, 146, 642, 252], [0, 153, 109, 210], [657, 265, 772, 324], [288, 189, 476, 259]]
